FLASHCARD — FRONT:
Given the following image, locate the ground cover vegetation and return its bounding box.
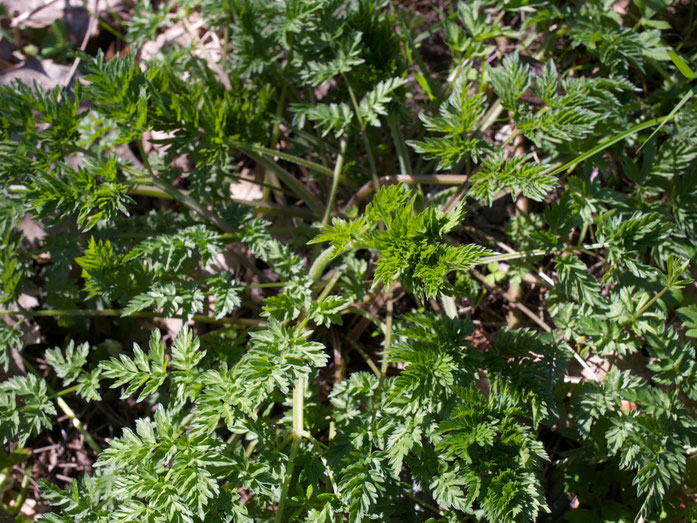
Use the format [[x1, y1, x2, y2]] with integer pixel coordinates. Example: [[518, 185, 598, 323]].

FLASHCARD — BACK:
[[1, 0, 697, 520]]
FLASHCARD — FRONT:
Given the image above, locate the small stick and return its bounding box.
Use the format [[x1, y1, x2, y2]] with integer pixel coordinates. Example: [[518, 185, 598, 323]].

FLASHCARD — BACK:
[[64, 0, 100, 87], [10, 0, 61, 28]]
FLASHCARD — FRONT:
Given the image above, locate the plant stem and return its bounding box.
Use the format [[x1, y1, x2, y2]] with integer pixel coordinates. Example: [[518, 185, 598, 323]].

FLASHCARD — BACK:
[[48, 384, 80, 400], [345, 174, 469, 209], [74, 144, 239, 235], [545, 117, 668, 179], [628, 286, 669, 325], [322, 138, 347, 225], [471, 269, 600, 382], [308, 247, 336, 283], [293, 378, 304, 436], [277, 250, 349, 520], [500, 128, 522, 149], [234, 141, 334, 178], [379, 295, 394, 380], [387, 111, 412, 175], [479, 100, 505, 132], [316, 270, 344, 304], [343, 75, 381, 193], [476, 242, 607, 265], [127, 172, 298, 198], [228, 198, 320, 220], [240, 148, 326, 216], [6, 465, 30, 515], [345, 307, 386, 335], [136, 141, 240, 234], [21, 357, 102, 453], [126, 183, 316, 220], [396, 10, 441, 101], [345, 337, 381, 378], [399, 483, 442, 516], [275, 379, 304, 523], [0, 308, 264, 326], [368, 286, 396, 418], [56, 397, 101, 453]]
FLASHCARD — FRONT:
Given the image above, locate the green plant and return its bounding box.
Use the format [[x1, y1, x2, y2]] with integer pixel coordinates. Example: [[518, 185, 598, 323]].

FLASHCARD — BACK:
[[2, 0, 697, 521]]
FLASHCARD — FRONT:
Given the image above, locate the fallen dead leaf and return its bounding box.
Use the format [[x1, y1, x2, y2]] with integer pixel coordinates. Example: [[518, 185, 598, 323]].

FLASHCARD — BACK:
[[230, 167, 263, 202], [0, 57, 71, 88]]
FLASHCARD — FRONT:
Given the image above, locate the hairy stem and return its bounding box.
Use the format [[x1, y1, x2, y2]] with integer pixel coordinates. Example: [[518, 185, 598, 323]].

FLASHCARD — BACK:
[[275, 376, 305, 523], [308, 247, 336, 283], [274, 433, 301, 523]]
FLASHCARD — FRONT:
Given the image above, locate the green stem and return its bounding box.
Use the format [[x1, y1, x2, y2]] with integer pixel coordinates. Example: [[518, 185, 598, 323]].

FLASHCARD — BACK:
[[0, 308, 264, 326], [345, 174, 469, 209], [345, 307, 386, 335], [500, 128, 522, 149], [386, 111, 412, 175], [379, 294, 394, 380], [271, 33, 294, 149], [628, 286, 669, 325], [367, 286, 395, 423], [274, 433, 301, 523], [476, 242, 607, 265], [396, 10, 441, 101], [345, 337, 381, 378], [399, 483, 442, 516], [322, 138, 347, 225], [127, 183, 316, 220], [275, 378, 304, 523], [343, 75, 381, 193], [75, 145, 240, 235], [545, 117, 668, 179], [138, 141, 239, 234], [21, 357, 102, 453], [127, 184, 172, 199], [48, 384, 80, 400], [234, 141, 334, 178], [228, 197, 320, 220], [443, 53, 470, 100], [363, 128, 382, 191], [128, 173, 298, 198], [299, 429, 328, 450], [221, 25, 229, 72], [78, 0, 123, 40], [6, 466, 30, 515], [479, 100, 505, 132], [265, 39, 295, 206], [56, 397, 101, 453], [239, 148, 326, 216], [276, 248, 350, 520], [315, 270, 344, 304], [308, 247, 335, 283], [248, 282, 287, 289], [292, 378, 304, 436]]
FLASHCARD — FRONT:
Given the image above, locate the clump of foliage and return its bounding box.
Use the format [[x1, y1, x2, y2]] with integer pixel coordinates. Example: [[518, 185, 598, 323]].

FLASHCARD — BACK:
[[2, 0, 697, 521]]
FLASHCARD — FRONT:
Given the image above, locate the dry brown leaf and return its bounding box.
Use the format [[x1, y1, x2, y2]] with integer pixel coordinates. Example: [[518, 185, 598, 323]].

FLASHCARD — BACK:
[[0, 58, 71, 88]]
